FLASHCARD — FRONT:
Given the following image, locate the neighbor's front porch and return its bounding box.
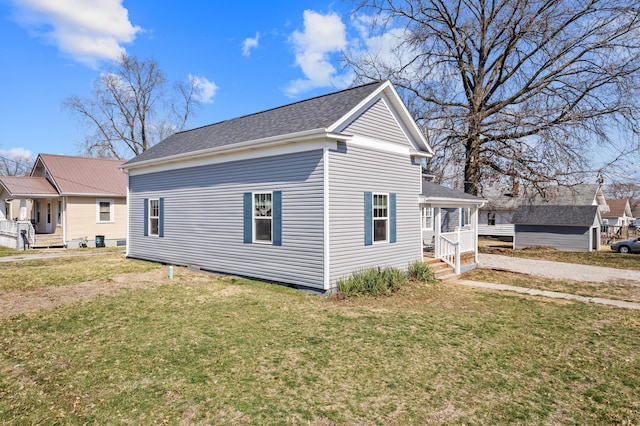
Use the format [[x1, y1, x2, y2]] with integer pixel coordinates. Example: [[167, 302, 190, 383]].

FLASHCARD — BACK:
[[0, 196, 64, 249]]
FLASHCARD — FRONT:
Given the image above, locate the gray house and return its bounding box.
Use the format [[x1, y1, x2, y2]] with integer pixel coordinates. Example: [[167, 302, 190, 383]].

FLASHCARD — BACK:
[[121, 81, 434, 294], [511, 205, 602, 251]]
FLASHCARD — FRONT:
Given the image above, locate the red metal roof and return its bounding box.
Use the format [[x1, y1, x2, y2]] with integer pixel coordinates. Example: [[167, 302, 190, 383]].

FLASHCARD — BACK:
[[604, 198, 631, 217], [36, 154, 126, 196], [0, 176, 58, 197]]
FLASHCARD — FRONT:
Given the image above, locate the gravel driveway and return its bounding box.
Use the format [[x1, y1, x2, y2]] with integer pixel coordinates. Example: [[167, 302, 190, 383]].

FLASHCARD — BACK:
[[479, 253, 640, 284]]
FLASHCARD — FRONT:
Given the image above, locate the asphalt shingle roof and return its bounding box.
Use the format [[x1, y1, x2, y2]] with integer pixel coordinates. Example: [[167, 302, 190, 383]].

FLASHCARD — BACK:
[[511, 205, 599, 226], [482, 184, 601, 210], [124, 81, 387, 166], [421, 180, 484, 202]]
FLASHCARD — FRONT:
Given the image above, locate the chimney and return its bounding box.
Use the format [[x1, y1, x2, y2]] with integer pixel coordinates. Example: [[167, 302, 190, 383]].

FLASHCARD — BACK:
[[512, 181, 520, 196]]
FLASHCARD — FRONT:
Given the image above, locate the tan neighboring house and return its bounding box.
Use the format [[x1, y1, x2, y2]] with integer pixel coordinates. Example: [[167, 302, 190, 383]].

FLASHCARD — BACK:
[[0, 154, 126, 249]]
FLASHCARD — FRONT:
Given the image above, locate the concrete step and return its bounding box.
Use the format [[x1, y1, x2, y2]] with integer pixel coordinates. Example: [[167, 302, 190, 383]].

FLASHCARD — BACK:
[[32, 235, 65, 248]]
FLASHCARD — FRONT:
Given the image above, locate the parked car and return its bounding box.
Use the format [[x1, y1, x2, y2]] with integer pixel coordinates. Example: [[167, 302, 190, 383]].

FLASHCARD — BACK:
[[630, 218, 640, 229], [611, 237, 640, 254]]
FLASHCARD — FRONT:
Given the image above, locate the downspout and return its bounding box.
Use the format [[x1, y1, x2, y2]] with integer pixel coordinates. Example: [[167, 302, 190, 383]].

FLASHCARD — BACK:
[[126, 179, 130, 257], [322, 145, 330, 292], [63, 196, 67, 247]]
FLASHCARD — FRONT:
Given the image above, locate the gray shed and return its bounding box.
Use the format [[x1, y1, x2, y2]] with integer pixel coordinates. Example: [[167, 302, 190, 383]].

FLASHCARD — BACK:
[[512, 205, 601, 252]]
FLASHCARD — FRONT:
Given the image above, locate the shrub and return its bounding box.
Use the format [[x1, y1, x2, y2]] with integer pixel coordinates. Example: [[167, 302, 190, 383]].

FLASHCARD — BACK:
[[337, 266, 408, 297], [408, 261, 436, 283]]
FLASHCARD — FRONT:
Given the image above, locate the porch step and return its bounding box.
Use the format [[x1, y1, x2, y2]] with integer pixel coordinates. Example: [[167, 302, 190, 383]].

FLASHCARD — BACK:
[[424, 258, 458, 282], [32, 235, 65, 249]]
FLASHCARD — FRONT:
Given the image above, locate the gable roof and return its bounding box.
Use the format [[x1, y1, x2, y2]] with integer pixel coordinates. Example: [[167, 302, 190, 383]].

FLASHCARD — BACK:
[[0, 176, 58, 197], [482, 184, 607, 212], [33, 154, 126, 196], [511, 205, 599, 226], [603, 198, 632, 218], [123, 80, 432, 168], [421, 180, 485, 205]]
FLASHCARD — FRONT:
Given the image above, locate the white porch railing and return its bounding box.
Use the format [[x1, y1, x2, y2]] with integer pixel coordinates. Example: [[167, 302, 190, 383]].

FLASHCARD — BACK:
[[0, 220, 36, 248], [441, 229, 475, 253], [437, 234, 460, 274]]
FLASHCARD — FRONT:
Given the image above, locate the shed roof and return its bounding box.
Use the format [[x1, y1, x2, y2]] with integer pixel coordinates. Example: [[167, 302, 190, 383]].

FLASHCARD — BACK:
[[35, 154, 126, 196], [123, 80, 430, 168], [0, 176, 58, 197], [511, 205, 599, 226]]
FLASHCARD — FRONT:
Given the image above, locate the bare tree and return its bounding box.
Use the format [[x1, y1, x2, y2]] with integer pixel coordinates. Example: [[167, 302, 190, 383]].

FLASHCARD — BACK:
[[64, 54, 202, 160], [0, 151, 34, 176], [345, 0, 640, 194]]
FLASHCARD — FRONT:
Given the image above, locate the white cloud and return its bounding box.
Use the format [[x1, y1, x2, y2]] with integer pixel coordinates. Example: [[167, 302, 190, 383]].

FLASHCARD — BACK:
[[0, 147, 33, 160], [349, 14, 416, 77], [189, 74, 218, 104], [242, 32, 260, 57], [286, 10, 350, 97], [11, 0, 141, 67]]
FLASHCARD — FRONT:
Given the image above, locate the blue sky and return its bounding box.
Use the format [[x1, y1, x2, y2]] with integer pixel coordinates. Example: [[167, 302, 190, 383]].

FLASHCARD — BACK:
[[0, 0, 378, 163]]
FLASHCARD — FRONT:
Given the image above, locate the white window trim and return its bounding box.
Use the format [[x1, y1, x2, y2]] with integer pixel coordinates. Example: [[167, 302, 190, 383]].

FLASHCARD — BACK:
[[149, 198, 159, 236], [461, 207, 472, 228], [422, 206, 433, 231], [373, 192, 389, 243], [487, 211, 496, 226], [253, 192, 273, 244], [96, 198, 114, 223]]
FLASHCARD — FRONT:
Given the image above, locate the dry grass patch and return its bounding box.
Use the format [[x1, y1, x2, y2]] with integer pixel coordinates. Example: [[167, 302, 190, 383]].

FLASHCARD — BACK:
[[463, 268, 640, 303], [0, 252, 160, 291], [479, 239, 640, 270]]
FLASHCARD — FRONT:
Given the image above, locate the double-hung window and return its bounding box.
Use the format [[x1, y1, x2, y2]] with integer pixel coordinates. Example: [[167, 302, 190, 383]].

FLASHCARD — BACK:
[[97, 199, 113, 223], [243, 191, 282, 245], [364, 192, 396, 245], [149, 199, 159, 235], [373, 194, 389, 242], [421, 206, 433, 230], [253, 193, 272, 243], [487, 211, 496, 226], [461, 207, 472, 228], [144, 197, 164, 237]]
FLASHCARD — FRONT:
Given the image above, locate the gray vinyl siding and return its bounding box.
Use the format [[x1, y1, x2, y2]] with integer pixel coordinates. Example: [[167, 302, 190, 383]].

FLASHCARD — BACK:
[[514, 225, 591, 251], [328, 144, 422, 286], [128, 149, 325, 289], [478, 209, 514, 225], [341, 99, 409, 146], [478, 209, 515, 237]]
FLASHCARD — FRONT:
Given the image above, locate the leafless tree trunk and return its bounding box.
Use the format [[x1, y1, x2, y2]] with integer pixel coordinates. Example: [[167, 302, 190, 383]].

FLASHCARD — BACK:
[[64, 54, 201, 160], [345, 0, 640, 194]]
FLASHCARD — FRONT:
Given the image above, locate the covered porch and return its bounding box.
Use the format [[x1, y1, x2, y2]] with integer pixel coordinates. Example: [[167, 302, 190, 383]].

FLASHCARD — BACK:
[[0, 176, 64, 249], [420, 180, 486, 274]]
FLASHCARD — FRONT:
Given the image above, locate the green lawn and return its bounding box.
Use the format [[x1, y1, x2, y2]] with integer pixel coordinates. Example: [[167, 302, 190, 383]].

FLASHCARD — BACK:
[[0, 246, 21, 257], [1, 258, 639, 424], [0, 252, 160, 291]]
